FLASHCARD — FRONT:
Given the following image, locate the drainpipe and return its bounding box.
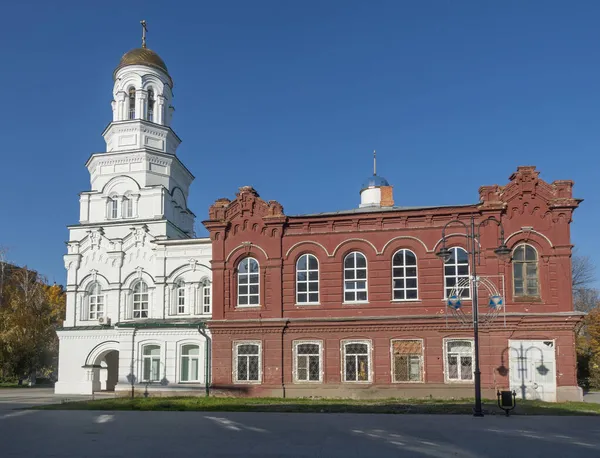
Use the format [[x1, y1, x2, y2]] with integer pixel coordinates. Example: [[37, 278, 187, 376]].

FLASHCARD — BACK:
[[197, 323, 211, 397], [130, 327, 137, 399], [281, 319, 289, 398]]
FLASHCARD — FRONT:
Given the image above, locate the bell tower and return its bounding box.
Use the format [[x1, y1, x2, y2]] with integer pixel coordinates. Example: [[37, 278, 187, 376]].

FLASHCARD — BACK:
[[77, 21, 195, 239]]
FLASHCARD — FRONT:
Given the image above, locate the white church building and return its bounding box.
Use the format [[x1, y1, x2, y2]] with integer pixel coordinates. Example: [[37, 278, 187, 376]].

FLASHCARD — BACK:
[[55, 31, 212, 395]]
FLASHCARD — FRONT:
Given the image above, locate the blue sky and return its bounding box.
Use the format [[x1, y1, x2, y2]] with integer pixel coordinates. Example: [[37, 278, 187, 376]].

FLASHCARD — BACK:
[[0, 0, 598, 287]]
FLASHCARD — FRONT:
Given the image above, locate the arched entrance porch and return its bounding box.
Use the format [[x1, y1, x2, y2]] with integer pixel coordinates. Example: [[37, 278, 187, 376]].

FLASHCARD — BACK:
[[86, 342, 120, 392]]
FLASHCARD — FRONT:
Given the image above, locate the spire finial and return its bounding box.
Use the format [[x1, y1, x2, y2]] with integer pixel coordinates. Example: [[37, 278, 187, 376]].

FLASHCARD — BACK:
[[141, 20, 148, 48], [373, 150, 377, 176]]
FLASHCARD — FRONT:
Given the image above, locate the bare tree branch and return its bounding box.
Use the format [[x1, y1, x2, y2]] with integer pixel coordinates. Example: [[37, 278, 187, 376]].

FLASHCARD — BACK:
[[572, 251, 596, 290]]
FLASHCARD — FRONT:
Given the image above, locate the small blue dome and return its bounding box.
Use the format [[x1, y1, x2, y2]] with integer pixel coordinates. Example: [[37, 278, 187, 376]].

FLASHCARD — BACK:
[[361, 175, 390, 190]]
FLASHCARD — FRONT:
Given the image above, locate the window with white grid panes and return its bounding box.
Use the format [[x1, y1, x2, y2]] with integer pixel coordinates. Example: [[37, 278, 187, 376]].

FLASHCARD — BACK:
[[343, 252, 368, 302], [392, 249, 418, 300], [294, 342, 322, 382], [513, 244, 539, 297], [343, 341, 371, 382], [237, 258, 259, 307], [132, 281, 149, 318], [176, 282, 186, 314], [234, 342, 261, 383], [203, 285, 211, 314], [391, 340, 423, 382], [296, 254, 319, 304], [445, 339, 474, 382], [142, 345, 160, 382], [444, 247, 471, 299], [180, 344, 199, 382], [88, 282, 104, 320]]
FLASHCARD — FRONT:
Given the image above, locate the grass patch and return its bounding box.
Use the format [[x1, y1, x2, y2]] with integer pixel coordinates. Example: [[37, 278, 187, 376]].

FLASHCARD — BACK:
[[0, 382, 33, 388], [32, 396, 600, 416]]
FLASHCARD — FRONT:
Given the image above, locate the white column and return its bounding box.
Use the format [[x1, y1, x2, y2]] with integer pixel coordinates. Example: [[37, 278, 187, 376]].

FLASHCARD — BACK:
[[156, 96, 166, 125], [137, 90, 147, 121]]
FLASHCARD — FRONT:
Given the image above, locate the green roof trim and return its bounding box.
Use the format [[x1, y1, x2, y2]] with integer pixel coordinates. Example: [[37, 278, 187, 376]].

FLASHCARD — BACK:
[[115, 319, 207, 329], [57, 325, 114, 331]]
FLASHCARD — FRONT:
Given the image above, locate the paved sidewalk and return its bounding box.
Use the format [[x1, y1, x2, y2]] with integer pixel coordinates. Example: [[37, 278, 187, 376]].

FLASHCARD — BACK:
[[0, 388, 115, 411]]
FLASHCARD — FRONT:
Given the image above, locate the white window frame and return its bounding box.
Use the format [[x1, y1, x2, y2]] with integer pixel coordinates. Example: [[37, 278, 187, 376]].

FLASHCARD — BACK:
[[296, 254, 320, 305], [108, 198, 118, 219], [512, 244, 540, 297], [391, 249, 419, 301], [176, 282, 186, 315], [237, 257, 260, 307], [443, 338, 474, 383], [390, 339, 424, 383], [141, 344, 161, 382], [343, 252, 368, 303], [444, 247, 471, 300], [341, 340, 372, 383], [87, 282, 104, 320], [202, 285, 211, 314], [132, 281, 149, 318], [293, 340, 323, 383], [233, 341, 262, 384], [122, 196, 133, 218], [179, 344, 200, 383]]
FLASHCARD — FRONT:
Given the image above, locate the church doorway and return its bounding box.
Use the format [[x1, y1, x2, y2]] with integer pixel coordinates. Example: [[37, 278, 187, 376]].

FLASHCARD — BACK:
[[94, 350, 119, 392]]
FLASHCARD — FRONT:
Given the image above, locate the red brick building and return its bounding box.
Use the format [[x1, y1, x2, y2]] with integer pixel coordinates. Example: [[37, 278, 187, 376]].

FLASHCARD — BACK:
[[204, 166, 583, 401]]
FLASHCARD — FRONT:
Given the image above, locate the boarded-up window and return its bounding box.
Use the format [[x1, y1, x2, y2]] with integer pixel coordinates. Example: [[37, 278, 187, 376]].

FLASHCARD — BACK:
[[392, 340, 423, 382]]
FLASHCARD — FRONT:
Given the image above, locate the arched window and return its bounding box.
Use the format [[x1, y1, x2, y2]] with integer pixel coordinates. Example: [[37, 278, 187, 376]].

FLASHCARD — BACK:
[[122, 197, 133, 218], [132, 281, 149, 318], [392, 249, 418, 300], [176, 281, 186, 314], [513, 244, 539, 297], [296, 254, 319, 304], [88, 282, 104, 320], [142, 345, 160, 382], [238, 257, 259, 307], [180, 344, 200, 382], [128, 88, 136, 119], [344, 252, 368, 302], [444, 247, 470, 299], [147, 88, 155, 122], [108, 198, 118, 219]]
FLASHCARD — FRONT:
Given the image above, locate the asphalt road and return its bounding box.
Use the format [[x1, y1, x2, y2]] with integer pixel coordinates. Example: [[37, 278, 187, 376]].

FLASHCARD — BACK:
[[1, 408, 600, 457], [1, 389, 600, 457]]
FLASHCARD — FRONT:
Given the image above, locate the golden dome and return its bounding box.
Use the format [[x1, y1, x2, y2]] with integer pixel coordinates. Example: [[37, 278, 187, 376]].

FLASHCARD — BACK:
[[113, 47, 172, 84]]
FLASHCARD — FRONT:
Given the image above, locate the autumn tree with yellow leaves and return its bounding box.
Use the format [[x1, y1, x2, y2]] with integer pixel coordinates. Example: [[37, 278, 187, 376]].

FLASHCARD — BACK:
[[0, 258, 65, 384]]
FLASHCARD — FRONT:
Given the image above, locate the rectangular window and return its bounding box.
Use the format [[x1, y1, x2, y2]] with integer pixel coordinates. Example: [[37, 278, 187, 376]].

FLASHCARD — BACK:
[[444, 339, 474, 382], [343, 341, 371, 382], [203, 285, 211, 314], [142, 345, 161, 382], [294, 342, 322, 382], [392, 340, 423, 382], [234, 342, 261, 383], [177, 286, 186, 314], [180, 344, 200, 382], [110, 199, 118, 219]]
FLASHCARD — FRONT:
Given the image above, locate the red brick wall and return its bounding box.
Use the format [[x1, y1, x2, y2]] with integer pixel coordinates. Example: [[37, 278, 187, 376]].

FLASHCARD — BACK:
[[204, 167, 582, 398]]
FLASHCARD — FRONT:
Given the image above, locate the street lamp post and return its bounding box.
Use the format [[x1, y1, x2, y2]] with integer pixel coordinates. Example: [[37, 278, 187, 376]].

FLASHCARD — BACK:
[[436, 215, 511, 417]]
